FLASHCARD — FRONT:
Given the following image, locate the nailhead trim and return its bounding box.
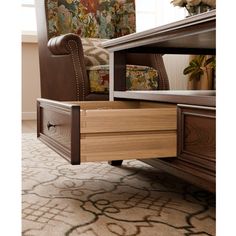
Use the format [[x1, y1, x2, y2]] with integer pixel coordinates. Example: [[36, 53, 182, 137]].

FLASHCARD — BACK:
[[67, 40, 85, 100]]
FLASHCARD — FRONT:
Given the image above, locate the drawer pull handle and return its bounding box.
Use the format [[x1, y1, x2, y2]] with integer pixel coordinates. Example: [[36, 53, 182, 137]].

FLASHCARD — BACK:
[[47, 122, 56, 130]]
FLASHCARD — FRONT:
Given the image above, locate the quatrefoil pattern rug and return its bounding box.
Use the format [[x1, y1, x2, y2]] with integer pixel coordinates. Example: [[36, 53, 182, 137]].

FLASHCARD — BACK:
[[22, 134, 215, 236]]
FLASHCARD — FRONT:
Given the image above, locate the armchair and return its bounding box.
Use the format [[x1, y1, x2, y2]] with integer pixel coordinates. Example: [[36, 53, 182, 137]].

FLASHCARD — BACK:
[[35, 0, 170, 101]]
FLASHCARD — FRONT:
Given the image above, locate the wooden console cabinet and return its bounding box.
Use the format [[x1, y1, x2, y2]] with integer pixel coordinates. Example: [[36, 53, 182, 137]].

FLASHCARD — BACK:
[[102, 10, 216, 192], [37, 11, 216, 192]]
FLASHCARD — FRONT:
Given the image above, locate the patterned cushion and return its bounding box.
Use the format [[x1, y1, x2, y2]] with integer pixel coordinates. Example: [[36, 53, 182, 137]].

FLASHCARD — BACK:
[[88, 65, 109, 93], [126, 65, 159, 90], [88, 64, 159, 93], [81, 38, 109, 66], [47, 0, 136, 39]]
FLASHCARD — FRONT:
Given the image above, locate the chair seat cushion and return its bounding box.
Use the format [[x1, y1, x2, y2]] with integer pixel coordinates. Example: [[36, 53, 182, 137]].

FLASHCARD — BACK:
[[126, 64, 159, 90], [88, 64, 159, 93], [88, 65, 110, 93]]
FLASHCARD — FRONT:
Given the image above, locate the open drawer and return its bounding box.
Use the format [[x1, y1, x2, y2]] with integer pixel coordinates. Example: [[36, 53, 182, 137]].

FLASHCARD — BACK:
[[37, 99, 177, 164]]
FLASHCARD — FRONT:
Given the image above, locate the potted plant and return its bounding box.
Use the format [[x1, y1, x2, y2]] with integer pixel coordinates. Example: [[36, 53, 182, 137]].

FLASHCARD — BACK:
[[170, 0, 216, 16]]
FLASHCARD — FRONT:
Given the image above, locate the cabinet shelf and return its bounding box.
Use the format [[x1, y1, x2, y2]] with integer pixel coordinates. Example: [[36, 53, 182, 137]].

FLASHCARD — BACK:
[[114, 90, 215, 107]]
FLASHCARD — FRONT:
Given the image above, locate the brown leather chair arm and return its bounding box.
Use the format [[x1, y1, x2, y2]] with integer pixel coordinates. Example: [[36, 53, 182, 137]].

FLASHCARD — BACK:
[[47, 33, 91, 101], [47, 33, 83, 55]]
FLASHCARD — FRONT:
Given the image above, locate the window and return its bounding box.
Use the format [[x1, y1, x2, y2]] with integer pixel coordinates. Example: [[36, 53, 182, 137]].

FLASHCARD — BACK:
[[21, 0, 37, 33], [136, 0, 185, 32]]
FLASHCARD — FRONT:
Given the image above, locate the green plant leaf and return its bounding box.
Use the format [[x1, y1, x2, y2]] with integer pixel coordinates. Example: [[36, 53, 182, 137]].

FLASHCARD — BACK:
[[183, 66, 196, 75], [189, 60, 198, 67], [197, 55, 205, 65], [204, 56, 216, 68], [183, 55, 216, 82]]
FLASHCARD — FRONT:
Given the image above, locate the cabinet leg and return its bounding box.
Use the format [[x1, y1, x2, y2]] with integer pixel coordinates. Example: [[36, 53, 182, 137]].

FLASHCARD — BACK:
[[108, 160, 123, 166]]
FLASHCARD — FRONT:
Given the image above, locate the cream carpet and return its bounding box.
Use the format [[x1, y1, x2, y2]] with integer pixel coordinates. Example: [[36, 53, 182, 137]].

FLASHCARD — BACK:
[[22, 133, 215, 236]]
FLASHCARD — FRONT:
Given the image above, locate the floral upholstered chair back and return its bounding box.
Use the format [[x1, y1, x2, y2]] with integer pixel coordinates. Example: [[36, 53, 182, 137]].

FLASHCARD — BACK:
[[47, 0, 136, 39]]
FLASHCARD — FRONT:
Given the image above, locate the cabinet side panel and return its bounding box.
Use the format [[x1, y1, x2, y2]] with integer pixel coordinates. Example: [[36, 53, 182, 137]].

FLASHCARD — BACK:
[[178, 105, 216, 172]]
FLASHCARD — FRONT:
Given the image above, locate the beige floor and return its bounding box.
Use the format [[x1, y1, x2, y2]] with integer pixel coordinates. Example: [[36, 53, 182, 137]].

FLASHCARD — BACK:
[[22, 133, 216, 236], [22, 120, 37, 133]]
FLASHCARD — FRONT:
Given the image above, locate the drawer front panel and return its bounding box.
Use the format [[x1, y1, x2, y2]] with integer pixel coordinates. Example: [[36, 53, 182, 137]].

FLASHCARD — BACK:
[[38, 99, 177, 165], [177, 104, 216, 172], [81, 132, 176, 162], [37, 100, 81, 164], [41, 108, 71, 149]]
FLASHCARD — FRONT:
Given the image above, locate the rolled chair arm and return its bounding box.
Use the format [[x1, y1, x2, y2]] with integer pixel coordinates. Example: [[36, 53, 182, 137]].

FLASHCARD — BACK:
[[47, 33, 83, 55], [47, 33, 89, 101]]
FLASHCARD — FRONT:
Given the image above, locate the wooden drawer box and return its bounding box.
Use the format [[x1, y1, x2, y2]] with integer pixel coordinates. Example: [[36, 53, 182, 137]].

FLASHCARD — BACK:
[[37, 99, 177, 164], [177, 104, 216, 172]]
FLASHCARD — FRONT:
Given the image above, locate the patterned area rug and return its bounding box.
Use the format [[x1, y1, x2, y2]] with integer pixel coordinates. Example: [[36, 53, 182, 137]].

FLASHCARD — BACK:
[[22, 133, 215, 236]]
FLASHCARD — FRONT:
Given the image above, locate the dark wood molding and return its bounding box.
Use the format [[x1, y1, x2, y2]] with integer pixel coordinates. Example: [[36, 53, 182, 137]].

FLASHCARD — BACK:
[[71, 106, 81, 165], [177, 104, 216, 172], [114, 51, 127, 91], [103, 10, 216, 53]]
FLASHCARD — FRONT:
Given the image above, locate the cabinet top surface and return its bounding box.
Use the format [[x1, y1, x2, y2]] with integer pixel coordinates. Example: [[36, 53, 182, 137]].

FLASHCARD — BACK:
[[102, 10, 216, 52]]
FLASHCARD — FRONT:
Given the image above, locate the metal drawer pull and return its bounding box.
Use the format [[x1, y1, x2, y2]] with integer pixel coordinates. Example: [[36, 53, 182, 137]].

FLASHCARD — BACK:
[[47, 122, 56, 130]]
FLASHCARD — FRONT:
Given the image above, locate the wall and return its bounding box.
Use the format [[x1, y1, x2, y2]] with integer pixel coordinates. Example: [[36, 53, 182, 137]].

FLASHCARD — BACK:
[[22, 35, 40, 120], [164, 55, 189, 90]]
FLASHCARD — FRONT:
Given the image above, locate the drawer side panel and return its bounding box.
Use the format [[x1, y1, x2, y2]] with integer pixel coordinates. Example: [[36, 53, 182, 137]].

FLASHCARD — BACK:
[[81, 108, 177, 133]]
